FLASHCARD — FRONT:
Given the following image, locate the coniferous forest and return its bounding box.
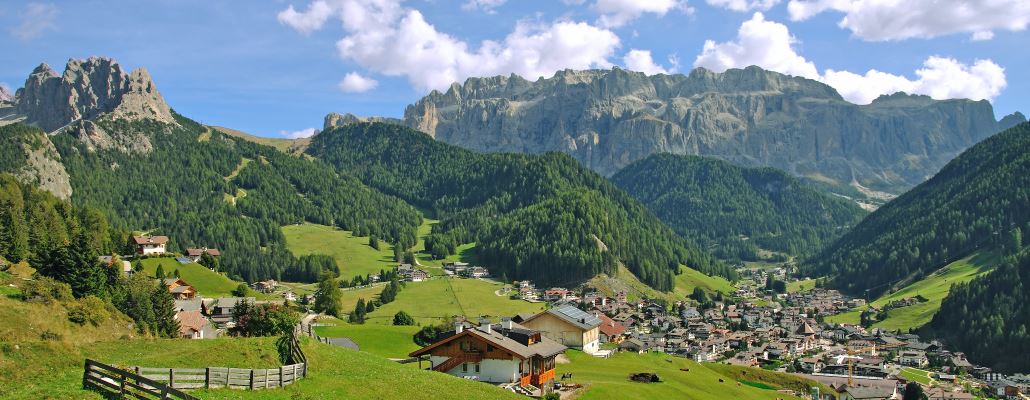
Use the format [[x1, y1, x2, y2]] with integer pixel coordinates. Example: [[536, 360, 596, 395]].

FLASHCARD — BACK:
[[306, 122, 736, 290], [611, 153, 867, 260], [805, 122, 1030, 297]]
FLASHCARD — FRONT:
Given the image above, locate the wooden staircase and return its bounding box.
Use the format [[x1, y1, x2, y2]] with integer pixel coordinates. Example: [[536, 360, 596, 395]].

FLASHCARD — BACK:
[[432, 353, 482, 372]]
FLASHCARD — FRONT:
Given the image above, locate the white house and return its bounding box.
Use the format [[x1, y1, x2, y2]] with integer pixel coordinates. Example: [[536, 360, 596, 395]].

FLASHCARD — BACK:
[[132, 235, 168, 255]]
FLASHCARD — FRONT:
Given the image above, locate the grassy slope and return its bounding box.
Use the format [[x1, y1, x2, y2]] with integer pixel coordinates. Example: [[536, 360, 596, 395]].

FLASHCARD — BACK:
[[282, 223, 399, 279], [673, 267, 735, 298], [787, 279, 816, 293], [210, 126, 309, 155], [139, 257, 251, 299], [826, 251, 998, 330], [314, 320, 421, 359], [558, 351, 806, 400], [705, 363, 835, 395], [360, 278, 544, 326]]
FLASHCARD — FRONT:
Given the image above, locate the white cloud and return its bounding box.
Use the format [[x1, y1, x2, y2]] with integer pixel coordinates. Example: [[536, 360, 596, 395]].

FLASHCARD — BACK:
[[787, 0, 1030, 41], [462, 0, 507, 14], [338, 72, 379, 93], [277, 1, 334, 35], [695, 12, 819, 79], [11, 3, 58, 40], [623, 49, 671, 74], [281, 0, 621, 92], [693, 13, 1007, 104], [593, 0, 689, 28], [706, 0, 781, 12], [280, 128, 319, 139]]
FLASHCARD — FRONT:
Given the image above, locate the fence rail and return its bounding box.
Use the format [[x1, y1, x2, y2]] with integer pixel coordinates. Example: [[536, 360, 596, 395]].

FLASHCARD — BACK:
[[82, 359, 307, 398]]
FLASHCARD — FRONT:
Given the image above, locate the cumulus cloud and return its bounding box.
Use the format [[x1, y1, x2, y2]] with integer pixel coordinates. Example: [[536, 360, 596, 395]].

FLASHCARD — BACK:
[[11, 3, 58, 40], [695, 12, 819, 79], [277, 1, 334, 35], [593, 0, 690, 28], [338, 72, 379, 93], [787, 0, 1030, 41], [623, 49, 673, 74], [462, 0, 507, 13], [705, 0, 781, 12], [280, 128, 319, 139], [280, 0, 620, 92], [694, 13, 1007, 104]]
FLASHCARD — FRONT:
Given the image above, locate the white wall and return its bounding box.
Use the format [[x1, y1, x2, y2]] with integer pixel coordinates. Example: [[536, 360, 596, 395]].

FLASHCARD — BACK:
[[429, 356, 520, 384], [141, 244, 166, 255]]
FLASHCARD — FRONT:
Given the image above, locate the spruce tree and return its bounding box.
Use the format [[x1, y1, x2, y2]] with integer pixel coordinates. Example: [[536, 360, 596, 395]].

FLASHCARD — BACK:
[[151, 281, 179, 338], [155, 264, 166, 279], [313, 272, 341, 317]]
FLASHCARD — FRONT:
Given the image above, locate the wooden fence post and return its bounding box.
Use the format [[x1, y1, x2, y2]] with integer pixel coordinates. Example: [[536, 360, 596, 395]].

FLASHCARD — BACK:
[[279, 366, 285, 388], [249, 369, 255, 390], [205, 367, 210, 389], [169, 368, 175, 389]]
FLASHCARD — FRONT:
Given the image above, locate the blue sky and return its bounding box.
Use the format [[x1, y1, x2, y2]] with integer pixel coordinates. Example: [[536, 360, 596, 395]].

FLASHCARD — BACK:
[[1, 0, 1027, 138]]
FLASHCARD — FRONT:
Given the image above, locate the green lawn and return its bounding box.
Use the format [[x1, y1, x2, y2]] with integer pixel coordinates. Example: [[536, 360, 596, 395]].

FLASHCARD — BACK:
[[825, 251, 998, 329], [558, 351, 808, 400], [313, 319, 422, 359], [358, 278, 544, 326], [899, 367, 933, 385], [139, 257, 249, 298], [282, 223, 399, 279], [673, 266, 735, 297], [787, 279, 816, 293]]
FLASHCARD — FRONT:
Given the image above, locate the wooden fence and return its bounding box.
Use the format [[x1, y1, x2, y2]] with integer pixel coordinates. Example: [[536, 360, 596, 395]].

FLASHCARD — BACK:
[[83, 359, 307, 398], [83, 359, 199, 400]]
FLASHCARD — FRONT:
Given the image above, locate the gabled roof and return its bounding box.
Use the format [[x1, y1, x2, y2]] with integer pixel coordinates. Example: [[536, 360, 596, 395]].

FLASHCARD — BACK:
[[132, 235, 168, 245], [596, 313, 626, 338], [186, 248, 221, 256], [409, 323, 566, 359], [526, 305, 602, 331], [176, 310, 209, 334]]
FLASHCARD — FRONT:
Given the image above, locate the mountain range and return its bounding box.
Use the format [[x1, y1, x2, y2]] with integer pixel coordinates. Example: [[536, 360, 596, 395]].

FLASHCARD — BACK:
[[326, 67, 1025, 195]]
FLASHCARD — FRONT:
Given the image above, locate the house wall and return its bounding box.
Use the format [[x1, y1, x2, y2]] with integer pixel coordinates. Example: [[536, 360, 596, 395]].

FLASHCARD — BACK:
[[140, 244, 166, 255], [521, 314, 600, 354], [429, 356, 520, 383]]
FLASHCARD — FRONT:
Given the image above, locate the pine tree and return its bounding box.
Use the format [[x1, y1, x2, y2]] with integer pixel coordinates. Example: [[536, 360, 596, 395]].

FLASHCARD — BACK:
[[173, 269, 180, 278], [369, 235, 380, 250], [313, 272, 341, 317], [155, 264, 166, 279], [350, 298, 367, 324], [151, 281, 180, 338]]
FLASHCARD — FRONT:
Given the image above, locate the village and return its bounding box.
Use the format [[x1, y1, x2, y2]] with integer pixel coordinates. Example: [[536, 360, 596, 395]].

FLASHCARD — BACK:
[[119, 233, 1027, 400]]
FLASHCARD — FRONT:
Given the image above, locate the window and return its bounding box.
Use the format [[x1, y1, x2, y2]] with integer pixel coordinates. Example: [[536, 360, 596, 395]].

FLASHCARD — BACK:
[[474, 363, 480, 373], [487, 345, 494, 352], [462, 363, 468, 373]]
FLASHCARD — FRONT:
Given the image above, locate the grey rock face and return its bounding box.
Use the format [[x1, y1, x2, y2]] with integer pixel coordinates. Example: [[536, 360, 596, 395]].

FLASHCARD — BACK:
[[403, 66, 1024, 193], [0, 86, 12, 103], [9, 130, 72, 200], [14, 57, 175, 132], [324, 112, 404, 131]]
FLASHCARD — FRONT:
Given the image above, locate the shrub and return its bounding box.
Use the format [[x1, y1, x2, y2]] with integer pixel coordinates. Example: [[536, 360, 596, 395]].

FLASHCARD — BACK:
[[40, 330, 62, 341], [393, 311, 415, 326], [21, 276, 73, 304], [67, 296, 110, 326]]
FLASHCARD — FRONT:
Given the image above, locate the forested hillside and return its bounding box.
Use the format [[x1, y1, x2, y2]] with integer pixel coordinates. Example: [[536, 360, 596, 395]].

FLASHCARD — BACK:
[[306, 122, 735, 290], [611, 154, 866, 260], [805, 122, 1030, 297], [6, 115, 422, 283], [929, 250, 1030, 373]]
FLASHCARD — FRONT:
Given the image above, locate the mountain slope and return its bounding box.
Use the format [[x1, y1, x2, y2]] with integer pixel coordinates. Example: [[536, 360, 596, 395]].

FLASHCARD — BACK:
[[805, 122, 1030, 297], [306, 122, 736, 290], [611, 154, 867, 259], [399, 67, 1025, 193], [0, 57, 422, 283]]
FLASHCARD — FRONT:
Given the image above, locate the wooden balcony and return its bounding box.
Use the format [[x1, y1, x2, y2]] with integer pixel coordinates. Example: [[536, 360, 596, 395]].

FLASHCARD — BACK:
[[530, 368, 555, 387]]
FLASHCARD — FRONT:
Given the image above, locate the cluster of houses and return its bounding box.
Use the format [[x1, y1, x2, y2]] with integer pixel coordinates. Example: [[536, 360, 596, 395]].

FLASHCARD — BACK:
[[442, 262, 489, 278]]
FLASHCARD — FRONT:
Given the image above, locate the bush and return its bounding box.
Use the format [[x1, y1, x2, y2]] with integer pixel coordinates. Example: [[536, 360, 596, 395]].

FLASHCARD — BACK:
[[393, 311, 415, 326], [67, 296, 110, 326], [21, 276, 73, 304], [40, 330, 63, 341]]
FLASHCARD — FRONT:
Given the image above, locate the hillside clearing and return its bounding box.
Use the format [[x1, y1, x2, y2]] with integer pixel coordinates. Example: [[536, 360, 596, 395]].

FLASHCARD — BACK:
[[138, 257, 252, 299], [282, 223, 398, 279]]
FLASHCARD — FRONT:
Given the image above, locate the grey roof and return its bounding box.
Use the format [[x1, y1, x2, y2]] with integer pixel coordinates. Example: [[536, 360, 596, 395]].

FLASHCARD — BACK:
[[845, 386, 896, 399], [208, 297, 254, 308], [542, 305, 602, 330], [174, 299, 202, 312], [466, 324, 567, 359]]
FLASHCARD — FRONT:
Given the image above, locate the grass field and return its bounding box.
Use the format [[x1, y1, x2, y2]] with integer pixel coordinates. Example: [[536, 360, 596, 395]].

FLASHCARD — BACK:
[[313, 319, 422, 359], [787, 279, 816, 293], [360, 278, 544, 326], [138, 257, 252, 298], [825, 251, 998, 330], [899, 367, 933, 385], [557, 351, 809, 400], [282, 223, 399, 279], [673, 266, 735, 297]]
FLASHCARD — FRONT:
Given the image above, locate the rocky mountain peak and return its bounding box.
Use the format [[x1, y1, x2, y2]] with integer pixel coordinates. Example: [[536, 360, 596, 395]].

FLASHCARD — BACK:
[[0, 86, 12, 103], [323, 112, 404, 131], [999, 111, 1027, 130], [14, 57, 176, 132]]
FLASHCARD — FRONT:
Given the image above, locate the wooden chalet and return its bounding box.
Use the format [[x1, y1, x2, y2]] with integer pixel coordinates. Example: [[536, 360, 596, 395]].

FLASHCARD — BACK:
[[410, 318, 566, 389], [519, 305, 602, 354], [163, 278, 196, 300], [132, 235, 168, 255], [185, 247, 220, 262]]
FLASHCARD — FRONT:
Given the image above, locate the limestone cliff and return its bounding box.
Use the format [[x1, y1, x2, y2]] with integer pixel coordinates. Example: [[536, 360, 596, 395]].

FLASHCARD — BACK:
[[0, 124, 72, 199], [402, 66, 1025, 193], [323, 112, 404, 131], [14, 57, 176, 132]]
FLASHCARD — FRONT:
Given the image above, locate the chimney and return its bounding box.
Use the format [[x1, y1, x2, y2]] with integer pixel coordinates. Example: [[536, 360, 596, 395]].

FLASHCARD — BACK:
[[501, 317, 514, 330], [479, 318, 492, 334], [455, 321, 464, 334]]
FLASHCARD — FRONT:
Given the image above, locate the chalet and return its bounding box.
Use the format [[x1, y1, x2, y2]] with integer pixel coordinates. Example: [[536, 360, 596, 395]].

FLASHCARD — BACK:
[[899, 351, 929, 367], [463, 266, 489, 278], [203, 297, 254, 327], [174, 298, 203, 313], [840, 385, 898, 400], [163, 278, 196, 300], [409, 318, 565, 390], [924, 388, 974, 400], [519, 305, 602, 354], [185, 247, 220, 263], [132, 235, 168, 255], [252, 280, 278, 293], [544, 288, 571, 302], [595, 313, 626, 343], [618, 338, 646, 353], [397, 264, 429, 282], [282, 291, 297, 302], [176, 310, 215, 339]]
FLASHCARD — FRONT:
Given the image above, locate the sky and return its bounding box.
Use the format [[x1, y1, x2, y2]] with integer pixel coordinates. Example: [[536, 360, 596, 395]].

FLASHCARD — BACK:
[[1, 0, 1027, 139]]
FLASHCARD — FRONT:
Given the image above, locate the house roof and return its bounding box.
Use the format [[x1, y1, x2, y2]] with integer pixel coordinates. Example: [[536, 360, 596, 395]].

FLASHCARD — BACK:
[[206, 297, 255, 309], [527, 305, 602, 331], [176, 310, 209, 334], [132, 235, 168, 245], [175, 299, 202, 312], [409, 323, 566, 360], [186, 248, 221, 256], [596, 313, 626, 338], [845, 386, 896, 399]]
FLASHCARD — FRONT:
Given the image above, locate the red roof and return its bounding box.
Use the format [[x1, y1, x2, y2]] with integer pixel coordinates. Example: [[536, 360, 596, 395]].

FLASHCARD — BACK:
[[596, 313, 626, 338], [186, 248, 221, 256], [132, 235, 168, 245], [176, 310, 209, 335]]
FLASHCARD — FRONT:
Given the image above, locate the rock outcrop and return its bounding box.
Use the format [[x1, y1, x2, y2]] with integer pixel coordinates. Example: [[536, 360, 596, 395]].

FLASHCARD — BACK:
[[14, 57, 176, 132], [323, 112, 404, 131], [0, 125, 72, 199], [403, 66, 1025, 193], [0, 86, 12, 103]]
